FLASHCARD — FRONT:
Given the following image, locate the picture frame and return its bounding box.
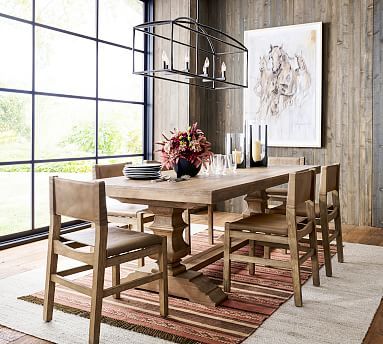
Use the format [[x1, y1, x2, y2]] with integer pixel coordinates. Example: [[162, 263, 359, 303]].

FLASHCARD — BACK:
[[244, 22, 322, 147]]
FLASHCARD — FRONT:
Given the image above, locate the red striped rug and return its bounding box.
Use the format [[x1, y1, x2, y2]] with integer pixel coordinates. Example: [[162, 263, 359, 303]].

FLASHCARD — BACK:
[[20, 231, 335, 344]]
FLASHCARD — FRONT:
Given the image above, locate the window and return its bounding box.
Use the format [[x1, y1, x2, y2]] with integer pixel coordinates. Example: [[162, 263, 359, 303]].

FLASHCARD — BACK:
[[0, 0, 151, 241]]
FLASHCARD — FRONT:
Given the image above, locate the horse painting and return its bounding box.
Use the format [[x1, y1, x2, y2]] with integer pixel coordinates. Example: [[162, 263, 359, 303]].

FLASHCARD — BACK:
[[254, 44, 312, 119]]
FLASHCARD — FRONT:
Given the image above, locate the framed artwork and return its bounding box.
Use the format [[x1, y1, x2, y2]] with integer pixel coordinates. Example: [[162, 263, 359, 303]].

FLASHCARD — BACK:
[[244, 22, 322, 147]]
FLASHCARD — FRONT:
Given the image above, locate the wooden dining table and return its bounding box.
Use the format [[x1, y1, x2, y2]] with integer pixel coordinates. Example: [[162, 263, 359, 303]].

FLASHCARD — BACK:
[[103, 165, 319, 306]]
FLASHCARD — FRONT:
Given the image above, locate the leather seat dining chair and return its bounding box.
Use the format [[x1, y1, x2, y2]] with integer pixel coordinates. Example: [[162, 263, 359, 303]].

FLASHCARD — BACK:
[[223, 169, 320, 307], [43, 177, 168, 344], [296, 164, 344, 277], [93, 162, 155, 267]]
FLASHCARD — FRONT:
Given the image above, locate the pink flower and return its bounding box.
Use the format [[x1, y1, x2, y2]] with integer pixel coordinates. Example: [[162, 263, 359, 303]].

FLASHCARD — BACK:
[[156, 122, 213, 169]]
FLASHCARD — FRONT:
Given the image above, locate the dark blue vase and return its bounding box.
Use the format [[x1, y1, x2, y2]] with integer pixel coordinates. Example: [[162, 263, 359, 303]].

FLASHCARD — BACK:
[[174, 158, 201, 178]]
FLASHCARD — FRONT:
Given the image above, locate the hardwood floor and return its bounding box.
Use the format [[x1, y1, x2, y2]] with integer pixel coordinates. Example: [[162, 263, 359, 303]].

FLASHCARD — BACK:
[[0, 211, 382, 343]]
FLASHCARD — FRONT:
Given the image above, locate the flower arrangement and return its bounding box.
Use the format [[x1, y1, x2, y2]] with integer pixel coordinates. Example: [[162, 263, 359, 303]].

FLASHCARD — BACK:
[[157, 122, 213, 170]]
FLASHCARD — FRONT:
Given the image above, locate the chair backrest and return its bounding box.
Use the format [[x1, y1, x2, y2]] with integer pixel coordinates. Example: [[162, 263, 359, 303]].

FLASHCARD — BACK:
[[268, 156, 305, 166], [92, 162, 129, 179], [50, 176, 107, 226], [319, 164, 340, 195], [287, 169, 316, 210]]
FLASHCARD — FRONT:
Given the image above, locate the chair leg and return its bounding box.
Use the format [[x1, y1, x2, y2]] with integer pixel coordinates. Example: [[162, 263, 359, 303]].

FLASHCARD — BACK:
[[185, 210, 191, 253], [158, 238, 168, 317], [43, 246, 58, 322], [112, 265, 121, 299], [208, 205, 214, 245], [334, 214, 344, 263], [89, 265, 106, 344], [137, 213, 145, 267], [263, 246, 271, 259], [223, 223, 232, 292], [319, 210, 333, 277], [248, 240, 255, 275], [308, 229, 320, 287], [289, 240, 302, 307]]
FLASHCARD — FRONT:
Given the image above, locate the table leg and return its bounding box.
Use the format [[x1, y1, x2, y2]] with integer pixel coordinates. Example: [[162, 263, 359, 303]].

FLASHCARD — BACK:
[[123, 206, 227, 306], [243, 190, 268, 216], [243, 190, 270, 258]]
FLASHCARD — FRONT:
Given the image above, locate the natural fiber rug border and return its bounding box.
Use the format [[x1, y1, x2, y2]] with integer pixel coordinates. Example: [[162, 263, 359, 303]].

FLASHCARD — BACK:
[[19, 295, 196, 344], [19, 231, 335, 344]]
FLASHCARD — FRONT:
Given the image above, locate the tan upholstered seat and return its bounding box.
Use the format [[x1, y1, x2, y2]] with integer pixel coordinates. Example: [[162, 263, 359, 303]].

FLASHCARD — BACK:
[[62, 225, 162, 257], [230, 213, 307, 235], [106, 197, 148, 217]]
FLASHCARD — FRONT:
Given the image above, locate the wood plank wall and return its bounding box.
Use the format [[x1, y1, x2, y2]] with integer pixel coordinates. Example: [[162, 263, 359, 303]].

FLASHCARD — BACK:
[[153, 0, 190, 159], [188, 0, 375, 226], [373, 0, 383, 227]]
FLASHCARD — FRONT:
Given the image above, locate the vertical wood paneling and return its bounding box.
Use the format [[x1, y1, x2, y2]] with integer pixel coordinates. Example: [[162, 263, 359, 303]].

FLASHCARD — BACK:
[[153, 0, 190, 159], [187, 0, 375, 226], [373, 0, 383, 226]]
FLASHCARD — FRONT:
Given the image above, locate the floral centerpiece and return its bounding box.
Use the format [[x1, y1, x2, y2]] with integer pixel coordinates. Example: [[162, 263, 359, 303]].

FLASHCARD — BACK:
[[157, 122, 213, 178]]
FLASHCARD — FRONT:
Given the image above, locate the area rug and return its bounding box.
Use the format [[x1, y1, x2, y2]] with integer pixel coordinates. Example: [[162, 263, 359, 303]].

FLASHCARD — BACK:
[[19, 231, 334, 344]]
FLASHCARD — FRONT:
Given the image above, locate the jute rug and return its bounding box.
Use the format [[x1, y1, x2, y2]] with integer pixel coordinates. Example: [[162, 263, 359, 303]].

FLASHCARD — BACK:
[[20, 231, 334, 344]]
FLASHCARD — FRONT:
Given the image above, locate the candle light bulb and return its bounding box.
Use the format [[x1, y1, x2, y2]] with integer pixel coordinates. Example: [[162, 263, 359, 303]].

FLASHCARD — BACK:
[[221, 61, 226, 79], [185, 52, 190, 72], [203, 57, 209, 75], [162, 50, 169, 69]]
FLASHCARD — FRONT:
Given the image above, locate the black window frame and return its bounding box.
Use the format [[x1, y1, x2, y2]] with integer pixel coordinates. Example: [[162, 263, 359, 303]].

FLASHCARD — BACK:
[[0, 0, 153, 246]]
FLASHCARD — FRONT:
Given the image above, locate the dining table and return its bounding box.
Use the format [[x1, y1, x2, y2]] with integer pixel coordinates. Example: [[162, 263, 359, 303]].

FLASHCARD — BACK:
[[103, 164, 320, 306]]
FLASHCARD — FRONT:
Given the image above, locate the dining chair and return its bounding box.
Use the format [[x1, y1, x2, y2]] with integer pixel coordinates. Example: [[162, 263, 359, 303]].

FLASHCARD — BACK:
[[43, 177, 168, 344], [223, 169, 320, 307], [266, 156, 305, 207], [296, 164, 344, 277], [93, 162, 155, 267]]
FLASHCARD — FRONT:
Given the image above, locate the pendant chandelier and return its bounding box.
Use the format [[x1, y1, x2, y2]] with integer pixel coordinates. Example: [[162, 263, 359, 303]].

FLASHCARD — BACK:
[[132, 1, 248, 90]]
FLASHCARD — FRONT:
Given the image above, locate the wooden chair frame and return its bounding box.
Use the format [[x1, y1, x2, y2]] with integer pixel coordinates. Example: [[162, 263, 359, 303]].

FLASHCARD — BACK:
[[317, 164, 344, 277], [93, 162, 155, 266], [224, 170, 320, 307], [185, 205, 214, 249], [43, 177, 168, 344], [266, 156, 305, 205]]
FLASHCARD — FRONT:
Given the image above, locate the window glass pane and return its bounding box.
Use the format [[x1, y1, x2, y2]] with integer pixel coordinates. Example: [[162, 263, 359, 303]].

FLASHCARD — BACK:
[[0, 164, 31, 236], [35, 96, 96, 160], [34, 160, 94, 228], [36, 0, 96, 37], [0, 0, 32, 20], [98, 102, 143, 156], [99, 44, 144, 102], [35, 28, 96, 96], [98, 156, 143, 165], [99, 0, 144, 49], [0, 18, 32, 90], [0, 92, 31, 162]]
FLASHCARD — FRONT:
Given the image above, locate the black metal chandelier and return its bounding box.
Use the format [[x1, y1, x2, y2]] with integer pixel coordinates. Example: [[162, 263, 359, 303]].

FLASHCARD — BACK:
[[132, 2, 248, 90]]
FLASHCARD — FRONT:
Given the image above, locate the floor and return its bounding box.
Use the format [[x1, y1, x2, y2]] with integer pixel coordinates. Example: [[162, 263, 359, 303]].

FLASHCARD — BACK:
[[0, 211, 382, 344]]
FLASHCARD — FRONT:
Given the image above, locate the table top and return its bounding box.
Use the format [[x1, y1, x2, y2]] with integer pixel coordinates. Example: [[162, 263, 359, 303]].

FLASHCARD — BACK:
[[103, 165, 319, 207]]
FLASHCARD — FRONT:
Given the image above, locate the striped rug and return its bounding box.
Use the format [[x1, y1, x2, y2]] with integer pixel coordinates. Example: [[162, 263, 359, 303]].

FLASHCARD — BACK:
[[20, 231, 334, 344]]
